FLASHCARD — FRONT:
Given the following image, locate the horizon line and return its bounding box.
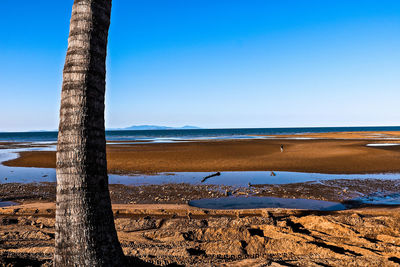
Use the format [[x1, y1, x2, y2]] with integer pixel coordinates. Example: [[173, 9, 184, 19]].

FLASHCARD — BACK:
[[1, 125, 400, 133]]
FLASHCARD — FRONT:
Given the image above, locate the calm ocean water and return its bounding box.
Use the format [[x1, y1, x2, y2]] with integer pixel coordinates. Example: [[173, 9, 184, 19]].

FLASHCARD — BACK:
[[0, 126, 400, 142]]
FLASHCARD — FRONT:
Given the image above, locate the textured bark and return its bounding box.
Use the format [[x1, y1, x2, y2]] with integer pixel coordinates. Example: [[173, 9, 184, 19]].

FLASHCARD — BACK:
[[55, 0, 125, 266]]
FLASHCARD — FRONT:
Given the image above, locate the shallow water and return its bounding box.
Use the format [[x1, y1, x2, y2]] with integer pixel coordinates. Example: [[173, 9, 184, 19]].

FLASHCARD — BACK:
[[109, 171, 400, 186], [366, 143, 400, 147], [1, 147, 400, 186], [2, 145, 400, 208], [354, 192, 400, 205], [2, 126, 400, 142], [0, 147, 57, 183], [0, 201, 17, 207], [189, 196, 347, 210]]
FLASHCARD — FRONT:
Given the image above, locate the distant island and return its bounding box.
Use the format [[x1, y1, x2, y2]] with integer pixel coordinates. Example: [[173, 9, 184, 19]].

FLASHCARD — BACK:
[[109, 125, 202, 131]]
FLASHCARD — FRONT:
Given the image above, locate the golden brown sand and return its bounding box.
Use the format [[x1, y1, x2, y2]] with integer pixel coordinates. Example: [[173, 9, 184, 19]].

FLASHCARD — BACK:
[[4, 133, 400, 174], [2, 132, 400, 266], [2, 203, 400, 266]]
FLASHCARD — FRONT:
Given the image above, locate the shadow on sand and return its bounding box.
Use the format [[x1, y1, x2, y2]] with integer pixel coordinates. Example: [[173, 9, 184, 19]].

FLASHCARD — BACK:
[[0, 256, 184, 267]]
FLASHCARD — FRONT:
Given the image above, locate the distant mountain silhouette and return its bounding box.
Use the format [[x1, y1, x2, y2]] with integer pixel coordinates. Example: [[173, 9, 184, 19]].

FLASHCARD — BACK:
[[110, 125, 201, 131]]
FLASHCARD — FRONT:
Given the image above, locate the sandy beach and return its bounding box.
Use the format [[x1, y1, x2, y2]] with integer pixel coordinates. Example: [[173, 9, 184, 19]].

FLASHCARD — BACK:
[[2, 131, 400, 266], [4, 132, 400, 174], [2, 202, 400, 266]]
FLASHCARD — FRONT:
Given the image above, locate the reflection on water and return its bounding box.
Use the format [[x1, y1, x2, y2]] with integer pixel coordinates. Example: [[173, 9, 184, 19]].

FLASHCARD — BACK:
[[354, 192, 400, 205], [0, 147, 57, 184], [1, 147, 400, 186], [108, 171, 400, 187], [366, 143, 400, 147], [0, 201, 17, 207], [2, 144, 400, 209], [189, 196, 347, 211]]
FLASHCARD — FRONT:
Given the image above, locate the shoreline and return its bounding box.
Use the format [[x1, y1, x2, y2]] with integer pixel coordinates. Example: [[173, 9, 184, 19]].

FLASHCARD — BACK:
[[2, 178, 399, 206], [3, 135, 400, 174]]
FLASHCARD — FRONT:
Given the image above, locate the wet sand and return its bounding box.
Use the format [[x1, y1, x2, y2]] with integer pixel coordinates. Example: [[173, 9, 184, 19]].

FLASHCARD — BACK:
[[2, 178, 400, 206], [4, 136, 400, 174]]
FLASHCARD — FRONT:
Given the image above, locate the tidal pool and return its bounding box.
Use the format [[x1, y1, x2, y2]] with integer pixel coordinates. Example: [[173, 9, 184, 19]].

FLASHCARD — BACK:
[[1, 147, 400, 186], [0, 201, 17, 207], [1, 145, 400, 187], [366, 143, 400, 147], [189, 196, 347, 211], [2, 145, 400, 209]]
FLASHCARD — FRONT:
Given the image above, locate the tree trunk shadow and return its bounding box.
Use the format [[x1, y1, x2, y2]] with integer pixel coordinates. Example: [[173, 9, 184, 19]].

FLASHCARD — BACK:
[[0, 256, 184, 267], [125, 256, 184, 267]]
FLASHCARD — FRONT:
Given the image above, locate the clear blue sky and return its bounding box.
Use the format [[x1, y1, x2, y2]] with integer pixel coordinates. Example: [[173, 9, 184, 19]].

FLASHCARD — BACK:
[[0, 0, 399, 131]]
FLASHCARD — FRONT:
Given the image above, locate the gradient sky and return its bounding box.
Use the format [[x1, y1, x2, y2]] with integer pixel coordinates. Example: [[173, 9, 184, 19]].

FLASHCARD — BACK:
[[0, 0, 399, 131]]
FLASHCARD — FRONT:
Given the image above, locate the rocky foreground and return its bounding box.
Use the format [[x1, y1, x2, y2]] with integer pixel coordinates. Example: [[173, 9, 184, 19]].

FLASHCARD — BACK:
[[1, 203, 400, 266]]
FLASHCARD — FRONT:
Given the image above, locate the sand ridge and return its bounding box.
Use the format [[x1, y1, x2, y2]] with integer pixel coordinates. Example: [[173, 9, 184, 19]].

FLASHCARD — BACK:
[[2, 203, 400, 266]]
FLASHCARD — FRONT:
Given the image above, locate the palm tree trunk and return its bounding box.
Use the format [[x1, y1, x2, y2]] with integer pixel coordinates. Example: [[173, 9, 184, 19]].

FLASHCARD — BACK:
[[54, 0, 125, 265]]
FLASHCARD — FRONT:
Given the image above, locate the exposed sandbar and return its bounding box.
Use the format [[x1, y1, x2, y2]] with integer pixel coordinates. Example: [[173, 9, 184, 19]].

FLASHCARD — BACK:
[[4, 137, 400, 174]]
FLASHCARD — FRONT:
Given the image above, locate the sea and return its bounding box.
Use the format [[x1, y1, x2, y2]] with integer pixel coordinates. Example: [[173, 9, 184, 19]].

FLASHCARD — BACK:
[[1, 126, 400, 142], [1, 126, 400, 208]]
